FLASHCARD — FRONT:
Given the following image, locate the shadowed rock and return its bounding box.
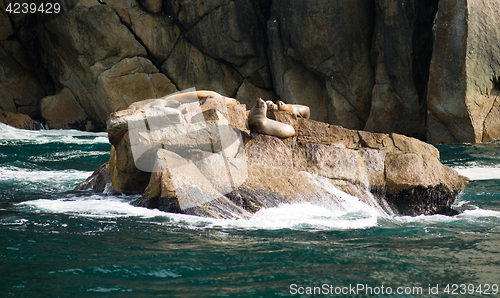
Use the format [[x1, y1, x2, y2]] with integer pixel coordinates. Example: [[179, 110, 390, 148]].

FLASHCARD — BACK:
[[427, 0, 500, 143], [41, 88, 94, 130]]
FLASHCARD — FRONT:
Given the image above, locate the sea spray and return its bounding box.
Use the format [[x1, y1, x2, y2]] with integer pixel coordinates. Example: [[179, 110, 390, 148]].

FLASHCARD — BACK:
[[453, 164, 500, 180], [17, 171, 393, 230], [302, 171, 390, 217], [0, 122, 108, 145]]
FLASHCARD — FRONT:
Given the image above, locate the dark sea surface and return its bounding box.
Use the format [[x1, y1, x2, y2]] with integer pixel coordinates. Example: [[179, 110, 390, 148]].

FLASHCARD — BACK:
[[1, 123, 500, 297]]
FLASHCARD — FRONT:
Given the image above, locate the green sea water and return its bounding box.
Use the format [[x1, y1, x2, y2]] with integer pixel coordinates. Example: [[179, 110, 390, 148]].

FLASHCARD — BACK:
[[1, 123, 500, 297]]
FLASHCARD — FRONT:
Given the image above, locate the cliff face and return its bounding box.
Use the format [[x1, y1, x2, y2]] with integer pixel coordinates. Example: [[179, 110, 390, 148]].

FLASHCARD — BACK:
[[1, 0, 500, 143], [427, 0, 500, 143]]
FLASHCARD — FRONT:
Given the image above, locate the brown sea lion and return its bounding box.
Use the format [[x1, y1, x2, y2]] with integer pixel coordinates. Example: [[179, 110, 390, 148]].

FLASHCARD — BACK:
[[265, 100, 278, 111], [129, 90, 239, 110], [277, 101, 310, 119], [247, 98, 295, 138], [172, 90, 239, 106]]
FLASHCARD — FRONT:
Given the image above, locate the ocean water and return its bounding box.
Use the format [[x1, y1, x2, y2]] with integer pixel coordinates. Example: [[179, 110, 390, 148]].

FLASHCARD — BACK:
[[1, 122, 500, 297]]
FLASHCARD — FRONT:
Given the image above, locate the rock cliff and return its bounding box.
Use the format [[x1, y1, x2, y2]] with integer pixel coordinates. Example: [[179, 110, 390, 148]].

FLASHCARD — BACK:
[[0, 0, 499, 143], [427, 0, 500, 143], [77, 94, 468, 218]]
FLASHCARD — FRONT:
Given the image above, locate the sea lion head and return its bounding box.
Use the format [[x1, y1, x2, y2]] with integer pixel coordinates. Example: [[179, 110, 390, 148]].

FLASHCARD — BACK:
[[265, 100, 277, 110], [256, 98, 267, 109], [277, 100, 286, 110]]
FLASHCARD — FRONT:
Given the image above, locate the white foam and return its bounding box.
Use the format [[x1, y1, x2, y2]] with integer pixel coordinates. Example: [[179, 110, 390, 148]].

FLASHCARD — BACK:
[[0, 123, 108, 145], [15, 168, 396, 230], [303, 172, 389, 217], [460, 208, 500, 219], [27, 149, 109, 163], [221, 203, 380, 230], [0, 166, 92, 183], [87, 287, 132, 293], [18, 197, 382, 231], [392, 206, 500, 226], [19, 197, 164, 219], [393, 213, 457, 225], [453, 165, 500, 180], [18, 195, 500, 231]]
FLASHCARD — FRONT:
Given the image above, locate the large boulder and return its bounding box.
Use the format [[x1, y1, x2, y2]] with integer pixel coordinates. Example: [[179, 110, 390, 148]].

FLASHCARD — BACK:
[[181, 0, 270, 83], [40, 88, 94, 130], [138, 0, 163, 14], [95, 57, 178, 113], [79, 94, 468, 218], [117, 6, 180, 65], [0, 109, 37, 130], [160, 0, 275, 103], [162, 36, 243, 97]]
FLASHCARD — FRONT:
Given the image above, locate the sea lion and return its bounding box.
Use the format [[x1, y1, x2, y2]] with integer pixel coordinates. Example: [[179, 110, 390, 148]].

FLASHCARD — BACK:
[[193, 90, 239, 106], [128, 90, 239, 110], [247, 98, 295, 138], [165, 90, 239, 106], [129, 98, 181, 110], [277, 101, 310, 119], [245, 104, 273, 117], [265, 100, 278, 111]]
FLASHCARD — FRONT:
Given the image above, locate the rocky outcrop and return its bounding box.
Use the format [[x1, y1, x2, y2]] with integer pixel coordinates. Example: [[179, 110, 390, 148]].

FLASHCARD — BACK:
[[75, 162, 117, 194], [78, 95, 468, 218]]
